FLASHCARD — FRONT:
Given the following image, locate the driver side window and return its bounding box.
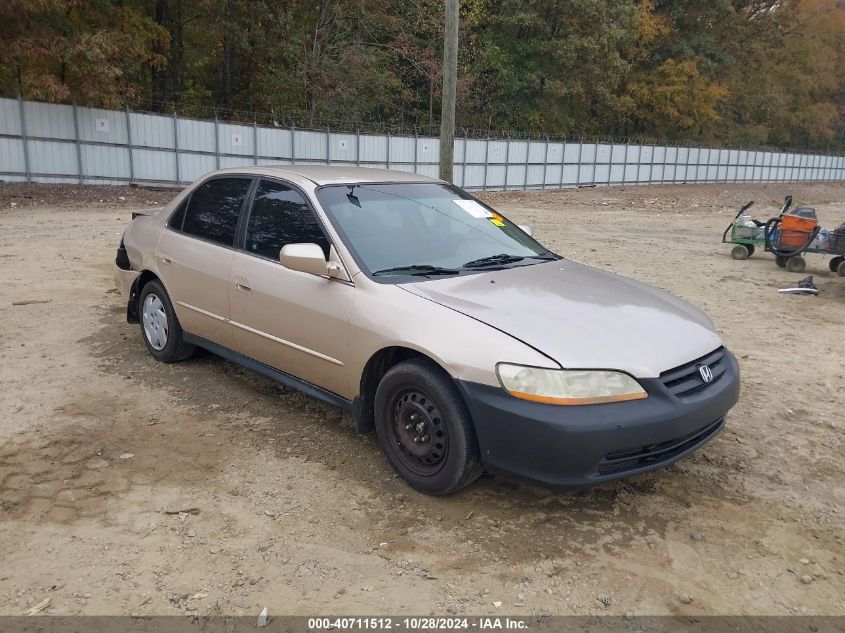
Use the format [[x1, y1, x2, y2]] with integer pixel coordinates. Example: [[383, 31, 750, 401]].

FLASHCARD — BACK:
[[245, 179, 330, 260]]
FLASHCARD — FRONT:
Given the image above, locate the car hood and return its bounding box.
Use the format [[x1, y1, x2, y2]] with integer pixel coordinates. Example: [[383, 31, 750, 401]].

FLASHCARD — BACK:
[[399, 259, 723, 378]]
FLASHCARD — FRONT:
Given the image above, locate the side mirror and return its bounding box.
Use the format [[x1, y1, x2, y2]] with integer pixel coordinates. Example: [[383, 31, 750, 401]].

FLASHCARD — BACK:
[[280, 243, 329, 276], [518, 224, 534, 237]]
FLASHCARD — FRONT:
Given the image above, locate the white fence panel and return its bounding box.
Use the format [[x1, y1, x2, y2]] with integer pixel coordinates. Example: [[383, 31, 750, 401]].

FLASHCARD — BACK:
[[2, 97, 844, 188]]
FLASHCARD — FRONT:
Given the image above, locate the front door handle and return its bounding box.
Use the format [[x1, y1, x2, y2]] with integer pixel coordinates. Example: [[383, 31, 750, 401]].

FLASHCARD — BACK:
[[234, 276, 252, 293], [159, 254, 172, 265]]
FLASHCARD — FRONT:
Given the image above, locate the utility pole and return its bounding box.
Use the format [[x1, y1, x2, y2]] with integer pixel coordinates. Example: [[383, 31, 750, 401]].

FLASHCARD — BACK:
[[439, 0, 459, 182]]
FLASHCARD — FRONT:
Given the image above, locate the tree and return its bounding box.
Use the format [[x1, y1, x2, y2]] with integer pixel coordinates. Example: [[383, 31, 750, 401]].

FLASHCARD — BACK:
[[0, 0, 169, 106]]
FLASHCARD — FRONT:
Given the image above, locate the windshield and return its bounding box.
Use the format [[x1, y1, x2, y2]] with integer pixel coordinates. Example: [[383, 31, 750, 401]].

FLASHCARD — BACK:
[[315, 183, 555, 277]]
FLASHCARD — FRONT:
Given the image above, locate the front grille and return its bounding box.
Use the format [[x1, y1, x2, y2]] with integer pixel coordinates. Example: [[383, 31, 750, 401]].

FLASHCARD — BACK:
[[598, 418, 724, 476], [660, 346, 726, 399]]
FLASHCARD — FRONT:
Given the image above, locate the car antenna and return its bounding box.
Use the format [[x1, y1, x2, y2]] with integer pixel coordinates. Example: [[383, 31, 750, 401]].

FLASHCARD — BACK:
[[347, 185, 361, 208]]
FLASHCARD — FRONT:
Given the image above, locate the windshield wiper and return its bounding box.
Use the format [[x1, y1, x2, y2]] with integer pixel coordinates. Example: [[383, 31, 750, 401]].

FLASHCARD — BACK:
[[462, 253, 527, 268], [463, 253, 559, 268], [372, 264, 462, 277]]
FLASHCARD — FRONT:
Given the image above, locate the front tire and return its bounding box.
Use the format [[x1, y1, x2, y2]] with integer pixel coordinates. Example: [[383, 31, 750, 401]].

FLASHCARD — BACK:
[[138, 279, 195, 363], [374, 358, 482, 495]]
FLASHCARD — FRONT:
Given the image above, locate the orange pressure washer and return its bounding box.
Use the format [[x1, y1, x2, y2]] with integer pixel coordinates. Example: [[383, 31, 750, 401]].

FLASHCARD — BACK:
[[763, 196, 845, 275]]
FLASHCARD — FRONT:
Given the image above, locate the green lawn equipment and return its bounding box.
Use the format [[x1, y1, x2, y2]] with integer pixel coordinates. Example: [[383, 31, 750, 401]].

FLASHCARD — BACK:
[[721, 198, 790, 260]]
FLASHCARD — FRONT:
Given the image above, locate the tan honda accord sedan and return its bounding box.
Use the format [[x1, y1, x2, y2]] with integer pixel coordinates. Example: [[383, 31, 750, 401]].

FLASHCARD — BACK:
[[115, 166, 739, 494]]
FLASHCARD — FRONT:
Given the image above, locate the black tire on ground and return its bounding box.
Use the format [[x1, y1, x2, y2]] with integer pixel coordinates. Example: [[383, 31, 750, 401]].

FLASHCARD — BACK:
[[746, 244, 755, 257], [829, 256, 844, 273], [838, 259, 845, 277], [138, 279, 195, 363], [775, 256, 787, 268], [731, 244, 750, 260], [374, 357, 482, 495], [786, 256, 806, 273]]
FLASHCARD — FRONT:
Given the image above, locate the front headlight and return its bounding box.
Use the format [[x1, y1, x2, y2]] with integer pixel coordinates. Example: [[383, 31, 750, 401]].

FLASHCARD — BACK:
[[496, 363, 648, 406]]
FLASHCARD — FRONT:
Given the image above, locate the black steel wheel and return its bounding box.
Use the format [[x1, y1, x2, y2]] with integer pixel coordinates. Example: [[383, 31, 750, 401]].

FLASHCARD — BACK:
[[374, 358, 482, 495], [389, 388, 449, 477]]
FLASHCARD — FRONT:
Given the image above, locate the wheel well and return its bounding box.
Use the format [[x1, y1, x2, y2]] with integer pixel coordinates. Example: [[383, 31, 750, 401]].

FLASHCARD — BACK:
[[353, 346, 444, 434], [127, 270, 160, 324]]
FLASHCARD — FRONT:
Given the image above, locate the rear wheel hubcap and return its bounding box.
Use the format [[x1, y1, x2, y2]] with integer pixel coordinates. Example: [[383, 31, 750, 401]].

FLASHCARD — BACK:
[[142, 293, 169, 351]]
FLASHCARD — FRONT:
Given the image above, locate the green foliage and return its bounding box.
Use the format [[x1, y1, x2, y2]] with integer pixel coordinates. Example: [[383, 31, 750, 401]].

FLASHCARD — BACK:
[[1, 0, 843, 148]]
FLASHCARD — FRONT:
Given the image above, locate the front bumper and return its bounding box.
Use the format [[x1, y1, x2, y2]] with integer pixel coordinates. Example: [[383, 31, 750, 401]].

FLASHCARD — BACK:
[[457, 350, 740, 488]]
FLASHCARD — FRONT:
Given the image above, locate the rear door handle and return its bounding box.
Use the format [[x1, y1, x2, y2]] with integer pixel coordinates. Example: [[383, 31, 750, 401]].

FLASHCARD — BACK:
[[234, 276, 252, 293]]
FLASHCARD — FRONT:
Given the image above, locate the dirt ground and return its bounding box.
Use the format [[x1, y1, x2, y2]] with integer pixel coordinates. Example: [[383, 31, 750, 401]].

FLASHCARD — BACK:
[[0, 181, 843, 618]]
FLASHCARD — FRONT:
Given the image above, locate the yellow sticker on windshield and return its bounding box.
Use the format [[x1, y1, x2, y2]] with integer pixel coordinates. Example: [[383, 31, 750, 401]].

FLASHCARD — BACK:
[[490, 218, 505, 227]]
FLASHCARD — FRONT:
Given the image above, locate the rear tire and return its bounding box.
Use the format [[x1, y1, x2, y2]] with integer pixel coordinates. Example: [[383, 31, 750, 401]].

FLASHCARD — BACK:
[[838, 259, 845, 277], [138, 279, 195, 363], [731, 244, 749, 260], [775, 256, 787, 268], [745, 244, 755, 257], [786, 256, 806, 273], [374, 358, 482, 495], [829, 256, 844, 273]]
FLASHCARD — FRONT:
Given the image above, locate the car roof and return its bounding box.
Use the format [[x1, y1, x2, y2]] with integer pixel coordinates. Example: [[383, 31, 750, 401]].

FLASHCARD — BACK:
[[208, 165, 443, 186]]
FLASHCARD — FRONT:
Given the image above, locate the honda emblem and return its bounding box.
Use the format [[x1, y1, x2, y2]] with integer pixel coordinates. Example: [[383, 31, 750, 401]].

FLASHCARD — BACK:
[[699, 365, 713, 383]]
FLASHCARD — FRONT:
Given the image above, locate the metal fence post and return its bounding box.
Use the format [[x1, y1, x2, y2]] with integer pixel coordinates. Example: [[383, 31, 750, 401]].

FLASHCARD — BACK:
[[561, 140, 569, 188], [355, 128, 360, 166], [461, 130, 468, 187], [482, 137, 490, 191], [413, 127, 419, 175], [591, 140, 598, 186], [253, 119, 258, 165], [173, 112, 180, 184], [503, 137, 511, 191], [125, 105, 135, 183], [326, 126, 331, 165], [17, 93, 31, 184], [521, 140, 528, 189], [213, 110, 220, 170], [386, 132, 391, 170], [290, 124, 296, 164], [541, 136, 549, 190], [574, 140, 582, 188], [634, 143, 642, 185], [733, 147, 741, 183], [621, 141, 629, 186], [648, 143, 655, 184], [72, 101, 83, 184]]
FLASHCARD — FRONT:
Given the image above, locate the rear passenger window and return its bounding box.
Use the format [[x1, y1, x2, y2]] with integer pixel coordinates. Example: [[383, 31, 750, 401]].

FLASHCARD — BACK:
[[167, 198, 188, 230], [245, 179, 330, 260], [182, 177, 251, 246]]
